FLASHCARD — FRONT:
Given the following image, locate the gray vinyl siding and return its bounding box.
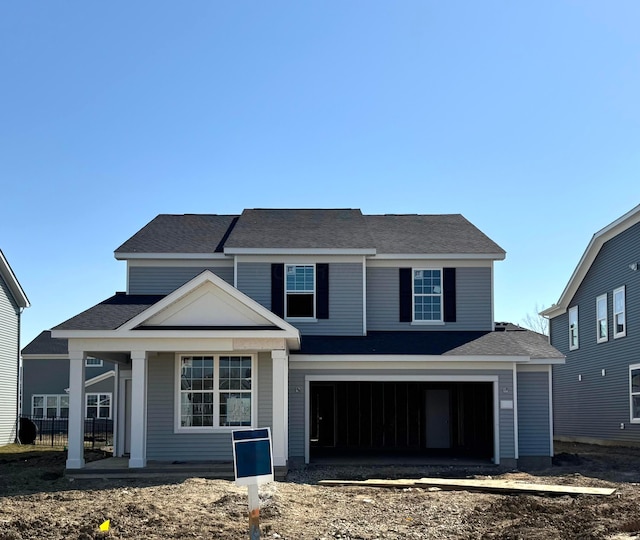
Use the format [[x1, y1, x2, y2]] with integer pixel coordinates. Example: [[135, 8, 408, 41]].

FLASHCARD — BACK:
[[21, 359, 116, 417], [0, 275, 19, 444], [128, 266, 234, 295], [517, 371, 551, 456], [288, 367, 514, 463], [366, 267, 493, 331], [550, 220, 640, 444], [146, 352, 273, 462], [237, 262, 364, 336]]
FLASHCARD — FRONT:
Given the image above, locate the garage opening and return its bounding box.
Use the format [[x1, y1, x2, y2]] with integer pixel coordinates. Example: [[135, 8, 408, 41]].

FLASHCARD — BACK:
[[310, 381, 493, 461]]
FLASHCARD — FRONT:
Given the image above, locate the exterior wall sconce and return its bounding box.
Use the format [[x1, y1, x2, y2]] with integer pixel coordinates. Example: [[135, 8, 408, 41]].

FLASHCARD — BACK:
[[630, 263, 638, 271]]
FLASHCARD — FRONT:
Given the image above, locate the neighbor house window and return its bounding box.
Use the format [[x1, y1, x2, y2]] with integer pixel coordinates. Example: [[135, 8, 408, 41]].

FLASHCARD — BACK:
[[85, 357, 103, 367], [596, 294, 608, 343], [630, 364, 640, 423], [569, 306, 579, 350], [614, 286, 626, 338], [413, 269, 442, 322], [86, 393, 112, 419], [285, 264, 315, 318], [177, 354, 254, 430], [32, 395, 69, 418]]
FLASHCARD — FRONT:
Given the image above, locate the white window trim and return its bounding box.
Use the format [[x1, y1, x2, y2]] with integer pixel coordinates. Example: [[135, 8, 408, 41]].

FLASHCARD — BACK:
[[85, 357, 103, 367], [31, 394, 69, 419], [630, 363, 640, 424], [569, 306, 579, 350], [412, 267, 443, 324], [614, 286, 626, 339], [596, 294, 608, 343], [85, 392, 112, 419], [284, 264, 316, 320], [174, 353, 257, 434]]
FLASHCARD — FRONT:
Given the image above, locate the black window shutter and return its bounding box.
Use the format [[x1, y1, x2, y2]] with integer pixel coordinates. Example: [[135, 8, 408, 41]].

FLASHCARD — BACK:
[[316, 263, 329, 319], [271, 264, 284, 318], [443, 267, 457, 323], [399, 268, 412, 322]]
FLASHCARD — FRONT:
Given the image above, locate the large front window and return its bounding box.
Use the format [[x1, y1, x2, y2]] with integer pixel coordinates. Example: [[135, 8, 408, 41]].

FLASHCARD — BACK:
[[413, 269, 442, 322], [32, 394, 69, 419], [630, 364, 640, 422], [285, 264, 315, 318], [178, 354, 253, 430]]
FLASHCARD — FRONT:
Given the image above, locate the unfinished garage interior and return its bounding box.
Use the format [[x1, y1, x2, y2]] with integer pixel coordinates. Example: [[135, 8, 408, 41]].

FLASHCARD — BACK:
[[309, 380, 494, 461]]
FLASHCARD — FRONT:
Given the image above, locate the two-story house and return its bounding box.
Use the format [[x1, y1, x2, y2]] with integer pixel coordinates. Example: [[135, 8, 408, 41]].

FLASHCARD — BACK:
[[1, 249, 30, 446], [542, 204, 640, 446], [50, 209, 562, 471]]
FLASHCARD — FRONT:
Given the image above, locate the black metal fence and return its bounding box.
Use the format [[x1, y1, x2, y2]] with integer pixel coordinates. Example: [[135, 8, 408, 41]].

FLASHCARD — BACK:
[[18, 416, 114, 449]]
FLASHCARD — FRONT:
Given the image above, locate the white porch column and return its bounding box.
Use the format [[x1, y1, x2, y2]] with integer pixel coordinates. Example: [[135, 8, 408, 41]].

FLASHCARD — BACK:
[[66, 349, 86, 469], [129, 350, 147, 468], [271, 349, 288, 467]]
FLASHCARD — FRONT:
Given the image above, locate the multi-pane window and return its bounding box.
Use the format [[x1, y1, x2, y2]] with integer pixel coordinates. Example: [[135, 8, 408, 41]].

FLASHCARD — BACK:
[[219, 356, 252, 427], [178, 354, 253, 430], [31, 395, 69, 418], [85, 357, 103, 367], [614, 286, 626, 338], [285, 264, 315, 318], [86, 393, 112, 419], [413, 269, 442, 322], [630, 365, 640, 422], [569, 306, 579, 350], [596, 294, 608, 343]]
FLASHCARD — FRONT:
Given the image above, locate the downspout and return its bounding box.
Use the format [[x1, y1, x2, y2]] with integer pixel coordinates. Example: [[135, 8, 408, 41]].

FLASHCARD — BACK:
[[15, 307, 24, 443]]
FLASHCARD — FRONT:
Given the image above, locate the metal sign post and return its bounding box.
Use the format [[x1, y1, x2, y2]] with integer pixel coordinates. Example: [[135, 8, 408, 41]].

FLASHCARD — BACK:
[[232, 428, 274, 540]]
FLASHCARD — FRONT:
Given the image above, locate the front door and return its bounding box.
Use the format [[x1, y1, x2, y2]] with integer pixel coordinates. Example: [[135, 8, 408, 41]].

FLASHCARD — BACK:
[[310, 384, 335, 447]]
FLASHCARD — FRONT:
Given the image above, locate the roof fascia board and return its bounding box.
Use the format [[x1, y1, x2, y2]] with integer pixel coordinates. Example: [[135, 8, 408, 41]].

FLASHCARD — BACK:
[[224, 248, 377, 255], [127, 258, 233, 267], [0, 250, 30, 308], [371, 253, 506, 260], [289, 360, 528, 371], [64, 370, 116, 392], [115, 252, 229, 260], [291, 354, 528, 363], [21, 354, 69, 360], [542, 204, 640, 318], [367, 258, 493, 268], [53, 329, 299, 339]]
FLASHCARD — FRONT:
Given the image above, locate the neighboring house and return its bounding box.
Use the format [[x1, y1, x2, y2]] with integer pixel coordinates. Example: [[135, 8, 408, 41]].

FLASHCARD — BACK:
[[21, 331, 116, 423], [0, 249, 30, 445], [49, 209, 563, 471], [542, 204, 640, 446]]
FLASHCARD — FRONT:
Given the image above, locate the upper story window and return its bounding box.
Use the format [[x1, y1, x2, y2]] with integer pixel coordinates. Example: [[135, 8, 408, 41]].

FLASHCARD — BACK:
[[285, 264, 315, 318], [177, 354, 254, 431], [596, 294, 608, 343], [630, 364, 640, 423], [85, 357, 103, 367], [614, 286, 626, 338], [413, 269, 443, 322], [569, 306, 579, 350]]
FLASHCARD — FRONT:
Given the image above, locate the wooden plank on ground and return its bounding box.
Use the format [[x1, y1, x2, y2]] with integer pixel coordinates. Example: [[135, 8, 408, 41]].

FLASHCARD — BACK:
[[318, 478, 616, 497]]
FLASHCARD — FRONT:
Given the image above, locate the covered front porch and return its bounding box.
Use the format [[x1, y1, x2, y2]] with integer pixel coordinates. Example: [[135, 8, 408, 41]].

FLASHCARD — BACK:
[[51, 270, 300, 472]]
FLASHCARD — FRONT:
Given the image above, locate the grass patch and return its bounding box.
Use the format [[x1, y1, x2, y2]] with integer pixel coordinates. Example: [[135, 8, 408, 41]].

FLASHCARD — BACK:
[[0, 443, 64, 456]]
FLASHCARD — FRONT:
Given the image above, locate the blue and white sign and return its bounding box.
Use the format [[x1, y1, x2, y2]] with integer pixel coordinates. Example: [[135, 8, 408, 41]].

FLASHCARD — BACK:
[[232, 428, 274, 486]]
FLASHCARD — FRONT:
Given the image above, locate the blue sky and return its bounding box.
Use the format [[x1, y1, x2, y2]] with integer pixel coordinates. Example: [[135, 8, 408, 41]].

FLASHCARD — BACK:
[[2, 1, 639, 348]]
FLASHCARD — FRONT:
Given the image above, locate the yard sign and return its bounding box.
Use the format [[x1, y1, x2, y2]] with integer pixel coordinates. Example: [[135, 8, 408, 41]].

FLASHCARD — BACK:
[[232, 428, 274, 540]]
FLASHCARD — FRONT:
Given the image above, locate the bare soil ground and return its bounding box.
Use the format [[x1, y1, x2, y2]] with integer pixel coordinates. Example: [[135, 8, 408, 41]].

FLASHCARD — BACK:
[[1, 442, 640, 539]]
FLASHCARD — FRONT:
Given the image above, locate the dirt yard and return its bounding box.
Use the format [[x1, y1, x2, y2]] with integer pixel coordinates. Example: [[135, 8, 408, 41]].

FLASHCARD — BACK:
[[1, 443, 640, 539]]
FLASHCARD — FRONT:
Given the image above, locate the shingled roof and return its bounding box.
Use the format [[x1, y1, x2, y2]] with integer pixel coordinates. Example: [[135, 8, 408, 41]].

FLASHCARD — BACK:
[[114, 209, 504, 257], [115, 214, 239, 255], [53, 293, 165, 331], [21, 330, 68, 356], [224, 208, 376, 251], [364, 214, 505, 255], [297, 325, 562, 359]]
